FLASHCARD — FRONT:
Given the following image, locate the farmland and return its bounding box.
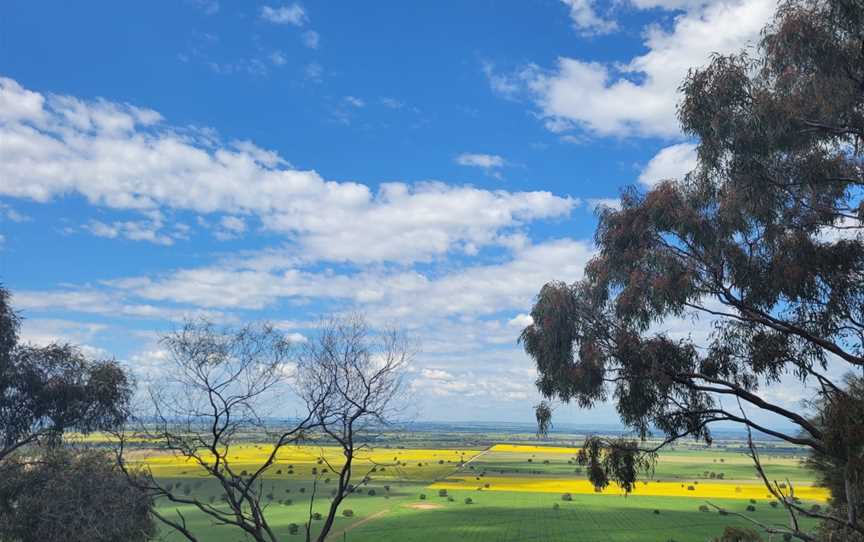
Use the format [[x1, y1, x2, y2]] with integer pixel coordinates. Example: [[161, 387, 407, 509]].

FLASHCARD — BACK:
[[130, 431, 827, 541]]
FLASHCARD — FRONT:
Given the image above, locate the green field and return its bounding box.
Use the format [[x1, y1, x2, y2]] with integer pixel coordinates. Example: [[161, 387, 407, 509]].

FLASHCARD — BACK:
[[151, 436, 823, 541]]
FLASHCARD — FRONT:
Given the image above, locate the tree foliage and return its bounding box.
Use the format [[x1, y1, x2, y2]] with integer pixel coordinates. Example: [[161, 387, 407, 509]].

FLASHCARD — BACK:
[[0, 447, 155, 542], [520, 0, 864, 538], [0, 285, 133, 461]]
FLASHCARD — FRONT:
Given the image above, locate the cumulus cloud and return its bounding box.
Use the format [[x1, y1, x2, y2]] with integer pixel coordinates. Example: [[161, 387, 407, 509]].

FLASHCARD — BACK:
[[510, 0, 774, 137], [0, 77, 576, 264], [638, 142, 698, 186], [561, 0, 617, 35]]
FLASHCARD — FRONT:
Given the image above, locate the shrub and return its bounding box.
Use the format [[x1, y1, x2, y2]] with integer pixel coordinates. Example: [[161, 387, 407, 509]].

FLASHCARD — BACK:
[[438, 489, 448, 497], [687, 485, 696, 491], [299, 487, 306, 493], [699, 505, 710, 512], [419, 494, 427, 500], [810, 504, 822, 513], [749, 499, 756, 504], [553, 503, 560, 510], [716, 526, 763, 541], [746, 505, 756, 512], [653, 509, 660, 515], [311, 512, 322, 521], [276, 469, 282, 475], [447, 496, 455, 502], [342, 509, 354, 518], [484, 483, 490, 488], [769, 501, 778, 508], [561, 493, 573, 501], [464, 497, 473, 504], [368, 489, 376, 496], [288, 523, 299, 535]]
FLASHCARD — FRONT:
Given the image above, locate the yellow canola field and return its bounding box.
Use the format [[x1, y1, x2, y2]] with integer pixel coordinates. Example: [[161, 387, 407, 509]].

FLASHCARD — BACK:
[[139, 444, 482, 478], [489, 444, 579, 454], [431, 476, 829, 502]]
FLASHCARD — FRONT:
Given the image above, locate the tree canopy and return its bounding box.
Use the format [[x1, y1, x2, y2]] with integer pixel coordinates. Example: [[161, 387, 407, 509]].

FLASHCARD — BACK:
[[520, 0, 864, 538], [0, 286, 133, 461]]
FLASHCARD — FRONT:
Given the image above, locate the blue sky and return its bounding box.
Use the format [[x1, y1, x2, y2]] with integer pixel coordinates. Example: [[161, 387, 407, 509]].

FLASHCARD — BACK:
[[0, 0, 786, 423]]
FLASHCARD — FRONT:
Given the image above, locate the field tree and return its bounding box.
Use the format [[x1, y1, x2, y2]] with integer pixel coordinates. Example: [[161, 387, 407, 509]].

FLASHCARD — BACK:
[[0, 285, 150, 540], [117, 314, 411, 542], [519, 0, 864, 539]]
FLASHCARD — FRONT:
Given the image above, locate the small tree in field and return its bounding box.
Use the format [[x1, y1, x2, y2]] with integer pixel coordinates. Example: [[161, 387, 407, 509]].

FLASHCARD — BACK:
[[520, 0, 864, 539]]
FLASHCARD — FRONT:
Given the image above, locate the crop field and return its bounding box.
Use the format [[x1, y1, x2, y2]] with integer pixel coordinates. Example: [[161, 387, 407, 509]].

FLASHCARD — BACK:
[[134, 437, 827, 541]]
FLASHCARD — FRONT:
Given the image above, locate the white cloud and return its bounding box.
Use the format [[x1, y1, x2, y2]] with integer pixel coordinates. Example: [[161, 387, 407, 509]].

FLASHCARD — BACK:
[[260, 4, 306, 25], [516, 0, 774, 137], [638, 142, 698, 186], [0, 77, 576, 264], [508, 313, 534, 328], [215, 215, 247, 240], [561, 0, 617, 35], [343, 96, 365, 108], [455, 153, 505, 170], [82, 210, 184, 245], [302, 30, 320, 49], [586, 197, 622, 211], [105, 238, 592, 324]]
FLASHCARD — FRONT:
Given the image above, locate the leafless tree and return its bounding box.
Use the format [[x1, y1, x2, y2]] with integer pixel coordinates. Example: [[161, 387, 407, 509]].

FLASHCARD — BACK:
[[116, 315, 412, 542], [295, 314, 412, 542]]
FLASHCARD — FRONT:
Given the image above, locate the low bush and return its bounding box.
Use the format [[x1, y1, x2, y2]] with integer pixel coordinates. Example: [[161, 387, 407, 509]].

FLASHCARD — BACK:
[[288, 523, 299, 535], [561, 493, 573, 501], [419, 494, 427, 500], [438, 489, 448, 497], [464, 497, 473, 504], [342, 509, 354, 517], [699, 505, 710, 512]]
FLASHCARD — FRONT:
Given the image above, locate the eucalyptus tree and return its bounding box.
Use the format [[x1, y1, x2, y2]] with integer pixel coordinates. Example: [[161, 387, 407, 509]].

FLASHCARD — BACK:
[[0, 286, 133, 462], [520, 0, 864, 539]]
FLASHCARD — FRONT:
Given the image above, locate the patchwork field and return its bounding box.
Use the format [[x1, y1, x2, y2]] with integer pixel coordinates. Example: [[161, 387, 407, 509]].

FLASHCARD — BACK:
[[133, 438, 827, 541]]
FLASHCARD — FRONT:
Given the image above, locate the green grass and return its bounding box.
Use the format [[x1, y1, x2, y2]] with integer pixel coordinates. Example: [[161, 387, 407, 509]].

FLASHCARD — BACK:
[[341, 490, 817, 542], [152, 440, 822, 541]]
